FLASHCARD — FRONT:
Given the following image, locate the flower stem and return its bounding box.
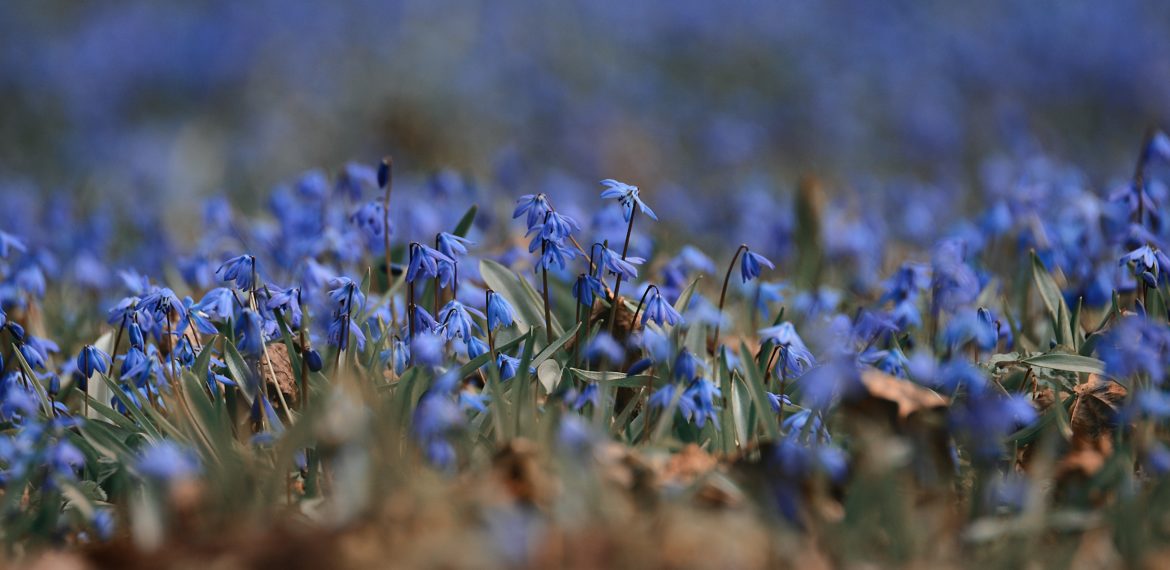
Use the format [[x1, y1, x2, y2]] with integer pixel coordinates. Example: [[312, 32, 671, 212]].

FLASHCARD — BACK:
[[709, 244, 748, 355], [382, 157, 397, 331], [629, 284, 659, 329], [607, 211, 638, 335]]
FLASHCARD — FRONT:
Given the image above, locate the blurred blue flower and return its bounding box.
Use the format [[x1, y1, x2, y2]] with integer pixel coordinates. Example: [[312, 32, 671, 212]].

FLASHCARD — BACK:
[[137, 440, 200, 482], [217, 254, 255, 291]]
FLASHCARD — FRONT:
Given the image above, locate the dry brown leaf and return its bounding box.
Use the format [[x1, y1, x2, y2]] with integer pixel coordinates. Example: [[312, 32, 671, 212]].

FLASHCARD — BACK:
[[858, 369, 950, 420], [263, 342, 299, 406]]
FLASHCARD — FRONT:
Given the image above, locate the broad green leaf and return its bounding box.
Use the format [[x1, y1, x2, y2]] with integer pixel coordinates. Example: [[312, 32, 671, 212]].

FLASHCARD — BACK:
[[738, 342, 780, 441], [453, 205, 478, 237], [1020, 353, 1105, 375]]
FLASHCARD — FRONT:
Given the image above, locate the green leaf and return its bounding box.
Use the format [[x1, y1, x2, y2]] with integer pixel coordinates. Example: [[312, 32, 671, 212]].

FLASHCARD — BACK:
[[531, 322, 580, 368], [738, 342, 780, 442], [1020, 353, 1105, 375], [1032, 251, 1075, 342], [569, 368, 659, 388], [673, 276, 702, 314], [222, 340, 258, 404], [453, 204, 478, 238]]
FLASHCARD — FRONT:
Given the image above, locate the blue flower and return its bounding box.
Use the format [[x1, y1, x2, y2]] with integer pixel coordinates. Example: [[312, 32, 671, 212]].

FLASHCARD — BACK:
[[586, 332, 625, 363], [439, 300, 484, 341], [410, 333, 445, 367], [497, 352, 521, 380], [406, 244, 453, 283], [648, 383, 678, 411], [513, 194, 552, 232], [536, 239, 580, 271], [1121, 244, 1170, 278], [679, 378, 721, 429], [571, 383, 601, 411], [486, 292, 516, 331], [1099, 316, 1170, 383], [942, 309, 998, 351], [196, 287, 238, 322], [217, 254, 255, 291], [599, 247, 644, 280], [337, 162, 377, 199], [327, 311, 367, 352], [600, 179, 657, 221], [527, 212, 580, 252], [740, 250, 774, 283], [641, 288, 683, 327], [674, 348, 700, 381], [930, 239, 979, 314], [137, 441, 201, 482], [235, 309, 266, 357], [350, 201, 388, 245], [0, 231, 27, 258], [572, 274, 605, 307], [437, 232, 473, 259], [76, 345, 110, 378], [465, 336, 489, 359], [411, 305, 440, 335]]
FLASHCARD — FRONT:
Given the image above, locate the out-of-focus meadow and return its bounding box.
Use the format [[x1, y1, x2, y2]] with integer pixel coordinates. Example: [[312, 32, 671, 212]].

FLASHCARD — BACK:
[[4, 3, 1170, 569]]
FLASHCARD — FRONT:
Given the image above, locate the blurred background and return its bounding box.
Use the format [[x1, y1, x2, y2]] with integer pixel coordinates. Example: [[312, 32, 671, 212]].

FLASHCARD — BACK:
[[1, 0, 1168, 238]]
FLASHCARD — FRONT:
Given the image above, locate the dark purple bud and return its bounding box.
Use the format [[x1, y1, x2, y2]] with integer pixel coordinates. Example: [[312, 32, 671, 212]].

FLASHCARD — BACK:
[[305, 348, 323, 372]]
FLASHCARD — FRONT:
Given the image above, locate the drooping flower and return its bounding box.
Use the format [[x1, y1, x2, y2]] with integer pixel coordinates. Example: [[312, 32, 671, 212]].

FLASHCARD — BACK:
[[217, 254, 255, 291], [599, 247, 644, 280], [486, 292, 516, 331], [439, 300, 484, 341], [740, 250, 774, 283], [678, 378, 721, 429], [572, 274, 605, 307], [76, 345, 110, 378], [436, 232, 473, 259], [406, 244, 453, 283], [641, 288, 683, 327]]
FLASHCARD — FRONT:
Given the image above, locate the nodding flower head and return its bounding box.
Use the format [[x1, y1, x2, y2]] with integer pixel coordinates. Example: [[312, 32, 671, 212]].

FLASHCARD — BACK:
[[679, 378, 721, 429], [436, 232, 473, 259], [76, 345, 110, 378], [1121, 244, 1170, 279], [526, 211, 580, 252], [327, 277, 365, 314], [411, 305, 440, 336], [599, 247, 644, 280], [572, 273, 605, 307], [600, 179, 657, 222], [740, 249, 775, 283], [439, 300, 484, 341], [536, 239, 580, 271], [217, 254, 255, 291], [513, 194, 552, 232], [486, 291, 516, 331], [642, 288, 683, 327], [235, 309, 266, 357], [406, 243, 453, 283]]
